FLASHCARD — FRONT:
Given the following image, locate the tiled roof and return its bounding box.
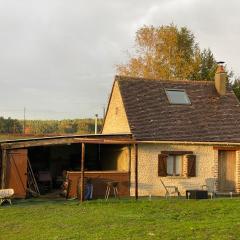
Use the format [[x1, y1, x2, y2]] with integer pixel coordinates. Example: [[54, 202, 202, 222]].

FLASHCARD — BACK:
[[116, 75, 240, 142]]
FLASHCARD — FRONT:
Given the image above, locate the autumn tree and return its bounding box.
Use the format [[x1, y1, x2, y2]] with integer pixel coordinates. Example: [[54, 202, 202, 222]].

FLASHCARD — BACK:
[[232, 78, 240, 101], [117, 24, 217, 81]]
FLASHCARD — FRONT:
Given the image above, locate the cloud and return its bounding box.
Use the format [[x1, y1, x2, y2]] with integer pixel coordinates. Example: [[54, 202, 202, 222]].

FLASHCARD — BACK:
[[0, 0, 239, 119]]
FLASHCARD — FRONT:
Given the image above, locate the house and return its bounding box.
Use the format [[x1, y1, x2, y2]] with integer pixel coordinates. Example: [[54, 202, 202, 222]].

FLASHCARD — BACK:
[[1, 64, 240, 200], [102, 65, 240, 196]]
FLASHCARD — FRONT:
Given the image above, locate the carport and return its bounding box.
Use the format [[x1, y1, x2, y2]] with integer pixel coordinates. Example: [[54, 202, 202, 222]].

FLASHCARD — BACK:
[[0, 134, 138, 202]]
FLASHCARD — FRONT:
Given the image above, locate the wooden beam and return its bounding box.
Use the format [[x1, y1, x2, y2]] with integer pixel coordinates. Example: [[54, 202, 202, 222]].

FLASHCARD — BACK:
[[128, 145, 131, 174], [1, 138, 136, 150], [128, 145, 131, 197], [161, 151, 193, 155], [97, 144, 101, 170], [80, 143, 85, 203], [1, 149, 7, 189], [213, 146, 240, 151], [1, 138, 80, 150], [134, 144, 138, 200]]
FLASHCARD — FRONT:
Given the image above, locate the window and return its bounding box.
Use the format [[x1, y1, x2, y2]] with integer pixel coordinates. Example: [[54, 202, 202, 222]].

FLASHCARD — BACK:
[[158, 153, 196, 177], [166, 155, 183, 176], [165, 89, 191, 105]]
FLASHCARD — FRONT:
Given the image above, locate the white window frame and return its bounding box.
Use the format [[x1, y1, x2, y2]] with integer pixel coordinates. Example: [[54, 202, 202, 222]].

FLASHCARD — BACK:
[[165, 89, 191, 105], [167, 155, 183, 176]]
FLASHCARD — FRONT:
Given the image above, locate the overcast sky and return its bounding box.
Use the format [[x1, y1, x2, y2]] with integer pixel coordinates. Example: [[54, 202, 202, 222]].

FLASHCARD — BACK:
[[0, 0, 239, 120]]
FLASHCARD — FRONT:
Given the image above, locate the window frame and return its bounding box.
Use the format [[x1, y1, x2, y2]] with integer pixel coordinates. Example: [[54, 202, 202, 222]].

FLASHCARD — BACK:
[[166, 154, 183, 177], [165, 88, 191, 105], [158, 152, 196, 178]]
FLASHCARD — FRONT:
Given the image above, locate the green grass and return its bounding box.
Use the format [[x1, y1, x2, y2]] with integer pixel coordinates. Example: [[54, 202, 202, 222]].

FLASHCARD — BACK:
[[0, 198, 240, 240]]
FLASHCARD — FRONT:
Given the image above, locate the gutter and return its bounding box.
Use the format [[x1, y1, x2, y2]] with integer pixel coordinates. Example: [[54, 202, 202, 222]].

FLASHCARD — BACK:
[[136, 140, 240, 146]]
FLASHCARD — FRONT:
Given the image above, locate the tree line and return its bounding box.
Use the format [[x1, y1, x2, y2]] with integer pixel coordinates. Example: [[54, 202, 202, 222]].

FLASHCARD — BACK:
[[0, 117, 103, 135], [0, 117, 23, 134]]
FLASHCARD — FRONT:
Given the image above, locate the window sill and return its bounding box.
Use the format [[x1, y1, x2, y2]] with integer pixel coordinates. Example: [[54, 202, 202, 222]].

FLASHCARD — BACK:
[[165, 176, 189, 179]]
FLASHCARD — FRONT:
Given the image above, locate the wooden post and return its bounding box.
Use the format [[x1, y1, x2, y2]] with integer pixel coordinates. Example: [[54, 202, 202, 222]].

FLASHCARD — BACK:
[[128, 145, 132, 197], [1, 149, 7, 189], [97, 144, 101, 170], [134, 144, 138, 200], [80, 143, 85, 203], [128, 145, 131, 175]]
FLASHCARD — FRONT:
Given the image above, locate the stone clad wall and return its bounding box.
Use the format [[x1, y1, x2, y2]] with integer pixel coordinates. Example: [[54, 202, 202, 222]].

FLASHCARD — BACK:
[[102, 81, 131, 134], [130, 145, 136, 197], [100, 146, 130, 171], [130, 143, 219, 196], [236, 151, 240, 193]]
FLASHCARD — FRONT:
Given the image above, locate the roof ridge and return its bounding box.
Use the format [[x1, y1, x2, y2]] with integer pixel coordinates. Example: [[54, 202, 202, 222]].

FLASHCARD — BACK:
[[115, 75, 214, 84]]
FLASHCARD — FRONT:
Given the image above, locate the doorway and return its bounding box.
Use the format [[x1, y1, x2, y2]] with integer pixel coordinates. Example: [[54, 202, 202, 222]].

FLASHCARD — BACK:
[[6, 149, 28, 198], [218, 150, 236, 192]]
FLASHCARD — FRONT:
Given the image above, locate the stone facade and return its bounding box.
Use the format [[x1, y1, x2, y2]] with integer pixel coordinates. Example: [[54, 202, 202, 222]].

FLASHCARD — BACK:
[[130, 143, 219, 196], [129, 144, 240, 196], [236, 151, 240, 193], [102, 81, 130, 134], [101, 146, 130, 171]]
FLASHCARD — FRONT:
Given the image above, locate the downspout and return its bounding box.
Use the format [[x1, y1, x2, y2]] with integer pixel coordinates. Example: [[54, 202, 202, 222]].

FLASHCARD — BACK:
[[80, 143, 85, 203], [134, 144, 138, 200]]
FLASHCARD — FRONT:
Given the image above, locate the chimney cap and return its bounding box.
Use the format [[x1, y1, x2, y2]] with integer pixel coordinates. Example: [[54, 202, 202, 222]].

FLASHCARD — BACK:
[[216, 61, 226, 74], [217, 61, 225, 65]]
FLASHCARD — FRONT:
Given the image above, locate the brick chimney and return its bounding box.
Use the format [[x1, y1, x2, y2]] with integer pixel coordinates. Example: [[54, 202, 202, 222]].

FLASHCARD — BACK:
[[215, 63, 227, 96]]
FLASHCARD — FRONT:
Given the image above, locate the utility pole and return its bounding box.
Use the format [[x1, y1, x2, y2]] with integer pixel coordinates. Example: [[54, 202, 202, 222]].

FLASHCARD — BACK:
[[23, 107, 26, 135], [95, 114, 98, 134], [103, 106, 106, 119]]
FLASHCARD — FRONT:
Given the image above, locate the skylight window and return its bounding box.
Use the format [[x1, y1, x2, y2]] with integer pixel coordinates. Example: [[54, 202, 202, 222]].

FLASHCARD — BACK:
[[165, 89, 191, 105]]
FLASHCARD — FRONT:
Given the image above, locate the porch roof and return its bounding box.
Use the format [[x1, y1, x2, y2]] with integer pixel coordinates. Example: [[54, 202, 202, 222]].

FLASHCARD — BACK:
[[0, 133, 135, 149]]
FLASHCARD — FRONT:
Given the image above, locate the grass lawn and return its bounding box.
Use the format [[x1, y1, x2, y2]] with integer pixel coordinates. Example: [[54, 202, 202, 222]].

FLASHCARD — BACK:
[[0, 198, 240, 240]]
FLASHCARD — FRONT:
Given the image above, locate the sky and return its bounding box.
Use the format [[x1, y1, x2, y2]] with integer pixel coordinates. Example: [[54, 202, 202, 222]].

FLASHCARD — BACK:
[[0, 0, 239, 120]]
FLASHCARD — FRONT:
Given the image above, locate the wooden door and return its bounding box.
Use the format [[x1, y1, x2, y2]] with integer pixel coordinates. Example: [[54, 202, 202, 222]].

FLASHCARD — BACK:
[[6, 149, 28, 198], [218, 150, 236, 192]]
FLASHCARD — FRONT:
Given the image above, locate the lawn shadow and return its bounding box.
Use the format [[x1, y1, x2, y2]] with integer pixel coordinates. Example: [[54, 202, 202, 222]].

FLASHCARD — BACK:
[[9, 198, 77, 207]]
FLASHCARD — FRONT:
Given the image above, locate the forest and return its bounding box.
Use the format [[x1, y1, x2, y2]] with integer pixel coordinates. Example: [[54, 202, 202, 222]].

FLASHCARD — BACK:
[[0, 117, 103, 135]]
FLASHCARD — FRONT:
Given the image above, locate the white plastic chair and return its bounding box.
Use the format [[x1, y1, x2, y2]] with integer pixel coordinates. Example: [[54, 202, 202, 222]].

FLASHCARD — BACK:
[[160, 178, 180, 198]]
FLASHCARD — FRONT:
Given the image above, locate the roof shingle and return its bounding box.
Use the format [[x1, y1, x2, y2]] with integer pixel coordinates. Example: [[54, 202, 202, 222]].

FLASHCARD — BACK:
[[117, 75, 240, 142]]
